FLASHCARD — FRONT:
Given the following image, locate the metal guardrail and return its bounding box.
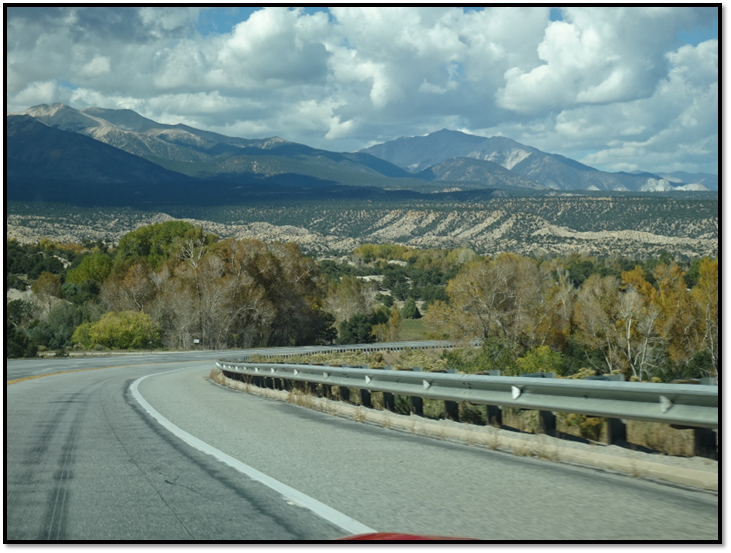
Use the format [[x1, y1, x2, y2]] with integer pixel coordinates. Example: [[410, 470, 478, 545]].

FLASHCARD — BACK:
[[216, 361, 718, 430], [216, 341, 718, 458], [224, 341, 466, 362]]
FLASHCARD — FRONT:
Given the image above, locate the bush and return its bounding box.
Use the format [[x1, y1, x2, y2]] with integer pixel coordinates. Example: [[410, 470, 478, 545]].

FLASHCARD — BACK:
[[517, 346, 564, 376], [72, 311, 161, 349]]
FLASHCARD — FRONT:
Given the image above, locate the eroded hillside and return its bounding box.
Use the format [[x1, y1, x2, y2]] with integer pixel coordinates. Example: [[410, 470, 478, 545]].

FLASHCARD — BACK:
[[7, 196, 718, 258]]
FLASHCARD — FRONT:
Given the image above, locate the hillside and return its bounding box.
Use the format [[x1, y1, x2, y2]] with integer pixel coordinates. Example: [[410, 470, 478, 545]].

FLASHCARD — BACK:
[[7, 196, 717, 259]]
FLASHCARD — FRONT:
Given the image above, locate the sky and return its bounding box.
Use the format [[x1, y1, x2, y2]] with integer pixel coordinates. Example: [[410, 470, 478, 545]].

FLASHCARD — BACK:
[[6, 6, 719, 174]]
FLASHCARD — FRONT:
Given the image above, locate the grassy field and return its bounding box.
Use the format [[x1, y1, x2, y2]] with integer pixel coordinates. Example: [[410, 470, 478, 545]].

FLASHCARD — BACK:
[[399, 318, 429, 341]]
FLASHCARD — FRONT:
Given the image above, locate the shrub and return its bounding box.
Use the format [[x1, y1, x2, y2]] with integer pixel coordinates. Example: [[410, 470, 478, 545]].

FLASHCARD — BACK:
[[72, 311, 161, 349]]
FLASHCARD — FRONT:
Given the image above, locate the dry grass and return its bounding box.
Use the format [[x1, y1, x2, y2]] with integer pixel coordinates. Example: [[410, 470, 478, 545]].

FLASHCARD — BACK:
[[485, 425, 501, 451], [627, 421, 696, 457]]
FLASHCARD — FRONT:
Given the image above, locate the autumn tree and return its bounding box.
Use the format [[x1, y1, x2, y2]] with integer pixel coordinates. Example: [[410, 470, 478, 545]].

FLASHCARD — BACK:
[[691, 258, 718, 382], [324, 275, 376, 334], [573, 274, 624, 374], [388, 304, 402, 342]]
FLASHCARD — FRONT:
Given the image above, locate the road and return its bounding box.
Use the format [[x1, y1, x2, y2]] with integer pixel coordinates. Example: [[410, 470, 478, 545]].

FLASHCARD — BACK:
[[6, 351, 719, 541]]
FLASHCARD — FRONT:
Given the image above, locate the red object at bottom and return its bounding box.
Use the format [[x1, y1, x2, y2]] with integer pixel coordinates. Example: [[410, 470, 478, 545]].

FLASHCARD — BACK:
[[338, 532, 476, 541]]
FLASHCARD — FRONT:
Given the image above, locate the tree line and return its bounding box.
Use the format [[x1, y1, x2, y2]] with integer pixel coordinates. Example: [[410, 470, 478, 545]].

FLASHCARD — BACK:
[[6, 228, 718, 384], [424, 253, 718, 383]]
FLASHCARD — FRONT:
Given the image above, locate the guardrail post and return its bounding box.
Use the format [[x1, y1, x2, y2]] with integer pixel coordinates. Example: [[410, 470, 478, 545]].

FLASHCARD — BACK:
[[350, 365, 372, 407], [520, 372, 556, 435], [668, 378, 718, 459], [694, 428, 717, 459], [605, 418, 626, 444], [360, 389, 372, 408], [476, 371, 502, 425], [406, 368, 425, 416], [320, 364, 333, 398], [444, 369, 460, 421], [538, 411, 556, 436], [339, 386, 351, 403], [382, 366, 396, 412], [583, 375, 626, 443]]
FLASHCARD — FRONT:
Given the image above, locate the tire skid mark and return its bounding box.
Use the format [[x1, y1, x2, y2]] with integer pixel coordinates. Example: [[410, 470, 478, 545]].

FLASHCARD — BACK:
[[7, 386, 94, 539], [42, 407, 86, 541]]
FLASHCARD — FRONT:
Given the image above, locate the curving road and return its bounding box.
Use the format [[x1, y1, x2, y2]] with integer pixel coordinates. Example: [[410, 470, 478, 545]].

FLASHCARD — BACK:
[[6, 351, 719, 541]]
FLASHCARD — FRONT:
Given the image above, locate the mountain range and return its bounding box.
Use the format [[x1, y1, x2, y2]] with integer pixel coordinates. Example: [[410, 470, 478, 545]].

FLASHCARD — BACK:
[[361, 129, 715, 192], [6, 103, 715, 207]]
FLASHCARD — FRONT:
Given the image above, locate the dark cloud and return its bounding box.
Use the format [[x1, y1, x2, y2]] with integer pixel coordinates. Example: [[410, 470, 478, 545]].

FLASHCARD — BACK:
[[6, 6, 70, 23], [8, 7, 196, 44]]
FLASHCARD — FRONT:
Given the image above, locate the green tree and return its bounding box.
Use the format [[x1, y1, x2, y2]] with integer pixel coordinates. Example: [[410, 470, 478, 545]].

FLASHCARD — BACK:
[[338, 314, 376, 345], [401, 297, 421, 319], [66, 252, 112, 285], [114, 221, 209, 270]]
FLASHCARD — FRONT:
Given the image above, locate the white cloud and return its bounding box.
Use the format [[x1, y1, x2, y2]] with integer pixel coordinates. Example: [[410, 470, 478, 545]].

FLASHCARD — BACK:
[[5, 6, 718, 173], [80, 55, 111, 78]]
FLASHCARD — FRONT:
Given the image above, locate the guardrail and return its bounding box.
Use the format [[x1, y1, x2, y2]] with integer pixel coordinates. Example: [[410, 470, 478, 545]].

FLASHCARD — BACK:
[[216, 357, 718, 459], [223, 340, 465, 362]]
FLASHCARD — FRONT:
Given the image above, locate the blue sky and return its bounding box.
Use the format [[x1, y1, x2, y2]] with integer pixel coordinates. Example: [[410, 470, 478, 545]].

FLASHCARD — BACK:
[[6, 7, 719, 174]]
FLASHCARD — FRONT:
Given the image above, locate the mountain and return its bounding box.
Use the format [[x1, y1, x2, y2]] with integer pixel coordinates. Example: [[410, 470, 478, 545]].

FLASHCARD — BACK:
[[414, 157, 546, 190], [10, 104, 715, 206], [360, 129, 687, 192], [655, 171, 717, 191], [24, 103, 271, 163], [6, 114, 206, 204], [6, 112, 505, 206], [22, 104, 414, 187]]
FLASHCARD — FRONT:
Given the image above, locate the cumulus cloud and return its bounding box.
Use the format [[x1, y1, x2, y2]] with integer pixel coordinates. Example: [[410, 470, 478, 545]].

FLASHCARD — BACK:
[[5, 6, 718, 173]]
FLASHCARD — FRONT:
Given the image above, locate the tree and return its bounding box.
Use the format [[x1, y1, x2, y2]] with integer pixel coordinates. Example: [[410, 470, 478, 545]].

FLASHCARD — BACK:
[[32, 271, 62, 298], [388, 305, 402, 341], [691, 258, 718, 382], [339, 314, 376, 345], [66, 252, 112, 285], [573, 274, 624, 374], [324, 275, 376, 333], [114, 221, 199, 270], [401, 298, 421, 319]]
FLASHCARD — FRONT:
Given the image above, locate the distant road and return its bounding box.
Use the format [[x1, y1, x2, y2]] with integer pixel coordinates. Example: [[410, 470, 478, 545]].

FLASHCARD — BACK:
[[6, 351, 718, 540]]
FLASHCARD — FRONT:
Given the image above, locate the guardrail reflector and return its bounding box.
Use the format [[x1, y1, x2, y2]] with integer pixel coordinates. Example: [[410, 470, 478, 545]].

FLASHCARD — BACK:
[[423, 380, 431, 390], [512, 386, 522, 400], [365, 375, 372, 384], [660, 396, 673, 413]]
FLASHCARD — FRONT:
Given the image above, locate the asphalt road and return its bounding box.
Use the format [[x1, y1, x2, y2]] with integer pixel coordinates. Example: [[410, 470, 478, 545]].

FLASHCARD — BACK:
[[6, 352, 719, 541]]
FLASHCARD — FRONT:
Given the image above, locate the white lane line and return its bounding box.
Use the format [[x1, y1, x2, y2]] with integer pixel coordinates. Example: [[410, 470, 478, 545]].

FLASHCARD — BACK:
[[130, 369, 375, 536]]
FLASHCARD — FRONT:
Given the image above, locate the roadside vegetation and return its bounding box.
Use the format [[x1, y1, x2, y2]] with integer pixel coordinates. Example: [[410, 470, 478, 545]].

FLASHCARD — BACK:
[[6, 227, 718, 385]]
